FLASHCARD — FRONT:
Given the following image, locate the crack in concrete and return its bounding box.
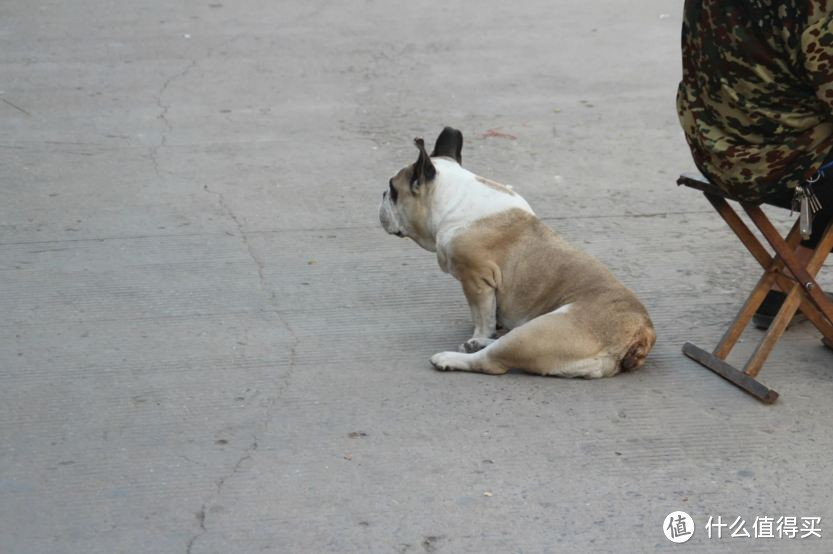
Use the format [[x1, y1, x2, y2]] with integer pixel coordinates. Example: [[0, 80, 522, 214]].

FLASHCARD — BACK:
[[148, 149, 163, 179], [216, 440, 259, 493], [187, 186, 300, 554], [186, 438, 257, 554], [0, 96, 32, 117], [146, 32, 240, 181], [175, 38, 291, 546], [185, 505, 206, 554], [177, 454, 207, 468], [148, 58, 198, 180], [203, 184, 301, 359], [155, 59, 198, 135]]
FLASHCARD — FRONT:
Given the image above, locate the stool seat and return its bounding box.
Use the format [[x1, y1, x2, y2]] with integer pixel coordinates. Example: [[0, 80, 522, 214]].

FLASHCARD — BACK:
[[677, 172, 726, 197], [677, 172, 789, 207]]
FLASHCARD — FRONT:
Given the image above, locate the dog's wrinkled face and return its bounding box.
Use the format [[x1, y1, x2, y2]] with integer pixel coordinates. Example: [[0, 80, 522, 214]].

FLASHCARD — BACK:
[[379, 127, 463, 251], [378, 163, 420, 238]]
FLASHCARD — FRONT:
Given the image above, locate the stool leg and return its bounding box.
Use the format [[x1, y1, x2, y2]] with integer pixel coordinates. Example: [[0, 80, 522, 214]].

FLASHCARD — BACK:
[[681, 195, 781, 403], [795, 293, 833, 342], [743, 285, 803, 377], [744, 204, 833, 325], [705, 194, 772, 266], [713, 219, 803, 359], [713, 270, 777, 359], [802, 220, 833, 324], [682, 343, 779, 403]]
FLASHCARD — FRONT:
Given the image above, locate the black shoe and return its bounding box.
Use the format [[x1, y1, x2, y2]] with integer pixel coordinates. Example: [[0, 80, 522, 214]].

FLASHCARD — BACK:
[[752, 290, 833, 330]]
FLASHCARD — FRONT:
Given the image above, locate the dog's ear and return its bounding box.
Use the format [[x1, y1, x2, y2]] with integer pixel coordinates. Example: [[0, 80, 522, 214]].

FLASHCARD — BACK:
[[412, 137, 436, 190], [431, 126, 463, 164]]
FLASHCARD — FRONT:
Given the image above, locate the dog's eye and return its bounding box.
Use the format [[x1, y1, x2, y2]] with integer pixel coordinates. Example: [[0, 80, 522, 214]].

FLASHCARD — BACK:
[[388, 179, 398, 204]]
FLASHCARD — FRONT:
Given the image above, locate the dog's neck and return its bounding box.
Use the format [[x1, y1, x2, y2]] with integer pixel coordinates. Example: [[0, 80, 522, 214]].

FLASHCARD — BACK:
[[425, 158, 534, 249]]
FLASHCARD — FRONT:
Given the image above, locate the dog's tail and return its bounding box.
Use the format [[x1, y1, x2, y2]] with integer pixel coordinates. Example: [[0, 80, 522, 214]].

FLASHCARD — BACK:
[[620, 323, 656, 372]]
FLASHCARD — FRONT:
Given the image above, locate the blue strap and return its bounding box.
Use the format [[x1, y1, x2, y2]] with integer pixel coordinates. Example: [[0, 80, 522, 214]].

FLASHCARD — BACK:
[[819, 160, 833, 177]]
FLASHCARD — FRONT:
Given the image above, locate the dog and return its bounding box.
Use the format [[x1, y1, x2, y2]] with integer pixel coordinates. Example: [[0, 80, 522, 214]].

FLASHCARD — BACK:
[[379, 127, 655, 378]]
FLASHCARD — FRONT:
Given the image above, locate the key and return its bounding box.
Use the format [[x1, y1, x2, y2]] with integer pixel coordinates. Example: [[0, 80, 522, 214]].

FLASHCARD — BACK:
[[792, 185, 804, 215], [805, 183, 820, 211], [808, 185, 822, 213], [797, 185, 813, 240]]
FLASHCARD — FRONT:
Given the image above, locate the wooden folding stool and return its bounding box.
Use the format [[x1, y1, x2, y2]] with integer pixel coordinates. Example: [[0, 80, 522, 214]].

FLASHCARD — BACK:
[[678, 173, 833, 403]]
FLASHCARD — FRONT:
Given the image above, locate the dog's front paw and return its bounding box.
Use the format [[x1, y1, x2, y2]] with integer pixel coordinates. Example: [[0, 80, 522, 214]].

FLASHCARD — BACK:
[[430, 351, 468, 372], [459, 337, 494, 353]]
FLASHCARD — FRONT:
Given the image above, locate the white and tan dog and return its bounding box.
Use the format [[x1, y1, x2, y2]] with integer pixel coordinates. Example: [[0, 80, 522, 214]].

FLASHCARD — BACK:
[[379, 127, 655, 378]]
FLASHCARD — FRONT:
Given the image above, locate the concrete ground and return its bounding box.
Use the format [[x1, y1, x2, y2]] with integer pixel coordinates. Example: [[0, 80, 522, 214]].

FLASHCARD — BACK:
[[2, 0, 833, 552]]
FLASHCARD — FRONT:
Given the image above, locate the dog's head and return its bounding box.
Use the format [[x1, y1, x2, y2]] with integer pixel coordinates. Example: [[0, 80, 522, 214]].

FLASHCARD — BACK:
[[378, 126, 464, 250]]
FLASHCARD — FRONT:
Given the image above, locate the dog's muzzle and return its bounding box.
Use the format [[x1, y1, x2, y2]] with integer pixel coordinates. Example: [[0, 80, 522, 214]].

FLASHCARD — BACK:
[[379, 194, 404, 237]]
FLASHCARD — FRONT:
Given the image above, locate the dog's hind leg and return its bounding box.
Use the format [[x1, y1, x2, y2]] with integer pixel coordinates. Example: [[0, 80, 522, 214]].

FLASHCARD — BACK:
[[431, 305, 618, 378]]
